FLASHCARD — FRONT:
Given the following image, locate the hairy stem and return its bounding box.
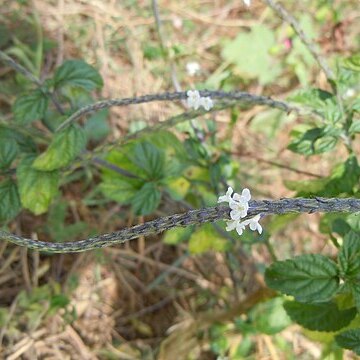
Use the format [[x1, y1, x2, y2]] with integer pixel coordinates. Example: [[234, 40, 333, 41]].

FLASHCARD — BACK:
[[1, 197, 359, 253]]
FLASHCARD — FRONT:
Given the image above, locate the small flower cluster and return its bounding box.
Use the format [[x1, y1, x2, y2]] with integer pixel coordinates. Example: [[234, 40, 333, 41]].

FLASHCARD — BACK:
[[218, 187, 262, 236], [243, 0, 251, 6], [186, 90, 214, 111]]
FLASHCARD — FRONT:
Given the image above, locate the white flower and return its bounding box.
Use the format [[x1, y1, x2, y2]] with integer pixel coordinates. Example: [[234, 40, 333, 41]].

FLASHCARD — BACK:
[[186, 90, 213, 111], [218, 187, 262, 236], [229, 198, 248, 220], [229, 188, 251, 220], [218, 187, 250, 220], [225, 219, 237, 231], [186, 62, 200, 76], [200, 96, 214, 111], [218, 187, 234, 203], [234, 188, 251, 203], [248, 214, 262, 234], [186, 90, 201, 110], [243, 0, 251, 6], [225, 219, 246, 236]]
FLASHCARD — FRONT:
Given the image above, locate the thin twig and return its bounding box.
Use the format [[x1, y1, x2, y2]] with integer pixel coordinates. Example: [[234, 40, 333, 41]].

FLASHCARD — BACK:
[[0, 50, 65, 114], [1, 197, 359, 253], [233, 151, 323, 178], [0, 51, 42, 86], [262, 0, 335, 82]]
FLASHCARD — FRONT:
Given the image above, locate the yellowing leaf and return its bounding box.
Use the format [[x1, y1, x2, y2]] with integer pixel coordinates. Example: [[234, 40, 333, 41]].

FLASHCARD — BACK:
[[188, 224, 227, 254], [17, 157, 59, 215], [33, 125, 86, 171]]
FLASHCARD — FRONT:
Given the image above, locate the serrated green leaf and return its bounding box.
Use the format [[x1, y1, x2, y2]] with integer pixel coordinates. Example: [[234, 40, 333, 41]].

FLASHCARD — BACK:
[[188, 224, 227, 254], [54, 59, 103, 91], [0, 134, 18, 169], [131, 182, 161, 216], [17, 157, 59, 215], [0, 179, 21, 222], [284, 300, 356, 332], [287, 126, 339, 156], [338, 231, 360, 278], [265, 254, 340, 303], [33, 125, 86, 171], [0, 126, 36, 154], [222, 24, 281, 85], [13, 89, 49, 124], [99, 177, 141, 204], [288, 88, 335, 110], [131, 141, 165, 180], [335, 328, 360, 355]]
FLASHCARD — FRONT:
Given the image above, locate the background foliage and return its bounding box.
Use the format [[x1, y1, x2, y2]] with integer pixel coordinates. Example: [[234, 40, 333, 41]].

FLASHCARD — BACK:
[[0, 0, 359, 358]]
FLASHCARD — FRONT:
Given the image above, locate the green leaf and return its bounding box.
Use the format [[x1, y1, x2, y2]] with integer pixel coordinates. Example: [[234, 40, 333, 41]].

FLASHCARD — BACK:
[[250, 298, 291, 335], [188, 224, 227, 254], [84, 109, 110, 141], [335, 328, 360, 355], [288, 88, 341, 123], [0, 134, 18, 169], [49, 294, 70, 311], [287, 126, 340, 156], [285, 156, 360, 197], [222, 24, 281, 85], [131, 141, 165, 180], [350, 282, 360, 312], [327, 156, 360, 195], [99, 178, 141, 205], [338, 231, 360, 278], [163, 226, 193, 245], [0, 179, 21, 222], [17, 157, 59, 215], [288, 88, 335, 110], [54, 59, 103, 91], [46, 201, 88, 243], [0, 126, 36, 154], [349, 121, 360, 135], [131, 182, 161, 216], [284, 300, 356, 332], [284, 177, 328, 195], [347, 213, 360, 232], [165, 177, 190, 201], [343, 54, 360, 72], [13, 89, 49, 125], [33, 125, 86, 171], [265, 254, 340, 303]]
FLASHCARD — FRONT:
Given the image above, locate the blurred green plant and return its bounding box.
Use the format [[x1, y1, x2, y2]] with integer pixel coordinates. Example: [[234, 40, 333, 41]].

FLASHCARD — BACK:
[[0, 0, 360, 357]]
